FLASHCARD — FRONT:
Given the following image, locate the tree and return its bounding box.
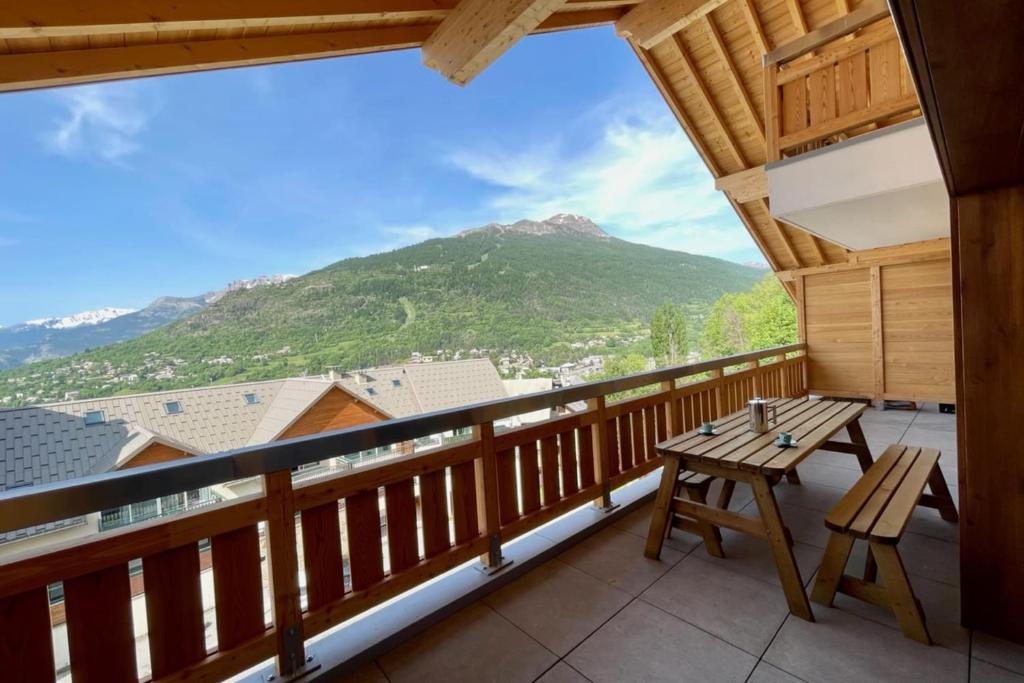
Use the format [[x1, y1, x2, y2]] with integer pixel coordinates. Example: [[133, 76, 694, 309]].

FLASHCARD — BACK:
[[650, 302, 688, 365], [699, 275, 796, 359]]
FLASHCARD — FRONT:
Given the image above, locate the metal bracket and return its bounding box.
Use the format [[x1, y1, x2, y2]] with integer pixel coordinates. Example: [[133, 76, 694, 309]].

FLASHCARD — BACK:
[[263, 653, 321, 682], [595, 502, 620, 514], [475, 556, 513, 576]]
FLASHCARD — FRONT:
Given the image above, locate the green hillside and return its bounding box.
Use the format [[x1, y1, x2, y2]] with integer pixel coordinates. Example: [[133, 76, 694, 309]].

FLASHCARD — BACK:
[[0, 216, 762, 405]]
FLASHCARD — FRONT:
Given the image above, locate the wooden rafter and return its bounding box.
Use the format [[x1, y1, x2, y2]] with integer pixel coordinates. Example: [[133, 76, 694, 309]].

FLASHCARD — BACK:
[[670, 33, 747, 169], [0, 25, 435, 92], [785, 0, 809, 35], [835, 0, 851, 16], [703, 14, 764, 146], [739, 0, 770, 56], [808, 234, 829, 265], [616, 0, 730, 49], [714, 166, 767, 203], [630, 41, 785, 275], [761, 199, 803, 269], [421, 0, 565, 85]]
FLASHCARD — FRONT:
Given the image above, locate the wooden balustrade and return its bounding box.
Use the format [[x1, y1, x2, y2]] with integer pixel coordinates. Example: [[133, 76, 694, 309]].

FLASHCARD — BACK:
[[764, 17, 919, 162], [0, 345, 806, 682]]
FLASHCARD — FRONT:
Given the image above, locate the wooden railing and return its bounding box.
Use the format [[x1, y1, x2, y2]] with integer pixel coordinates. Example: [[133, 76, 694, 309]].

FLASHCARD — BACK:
[[0, 344, 806, 682], [764, 14, 919, 162]]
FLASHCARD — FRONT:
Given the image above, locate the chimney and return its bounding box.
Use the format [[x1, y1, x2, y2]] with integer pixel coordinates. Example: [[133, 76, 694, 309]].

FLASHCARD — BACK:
[[328, 369, 337, 382]]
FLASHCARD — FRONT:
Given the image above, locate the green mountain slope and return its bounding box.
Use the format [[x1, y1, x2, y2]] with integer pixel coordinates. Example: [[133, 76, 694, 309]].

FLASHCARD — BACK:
[[0, 215, 762, 405]]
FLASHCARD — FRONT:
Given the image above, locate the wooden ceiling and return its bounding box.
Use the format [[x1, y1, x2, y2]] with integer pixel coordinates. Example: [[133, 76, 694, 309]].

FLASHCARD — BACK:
[[0, 0, 921, 277]]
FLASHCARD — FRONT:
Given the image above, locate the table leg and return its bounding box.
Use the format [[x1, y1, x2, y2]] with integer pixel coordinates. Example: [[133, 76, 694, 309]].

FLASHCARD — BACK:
[[645, 454, 682, 559], [785, 469, 802, 485], [683, 485, 724, 558], [716, 479, 736, 510], [846, 418, 875, 473], [926, 462, 960, 522], [751, 475, 814, 621]]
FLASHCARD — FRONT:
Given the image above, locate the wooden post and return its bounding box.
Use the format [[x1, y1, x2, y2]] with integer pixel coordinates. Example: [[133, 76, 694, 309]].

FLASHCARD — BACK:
[[764, 64, 781, 162], [263, 470, 306, 676], [660, 380, 682, 437], [752, 359, 763, 396], [870, 265, 885, 399], [473, 421, 504, 569], [588, 396, 614, 509], [709, 369, 724, 417], [777, 354, 790, 397]]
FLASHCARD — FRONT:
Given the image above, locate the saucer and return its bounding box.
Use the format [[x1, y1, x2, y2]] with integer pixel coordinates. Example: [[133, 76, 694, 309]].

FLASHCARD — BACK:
[[774, 437, 798, 448]]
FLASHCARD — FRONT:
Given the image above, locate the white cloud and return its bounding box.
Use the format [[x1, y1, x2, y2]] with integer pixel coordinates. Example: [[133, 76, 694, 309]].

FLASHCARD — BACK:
[[383, 225, 440, 242], [445, 98, 757, 261], [44, 84, 153, 163]]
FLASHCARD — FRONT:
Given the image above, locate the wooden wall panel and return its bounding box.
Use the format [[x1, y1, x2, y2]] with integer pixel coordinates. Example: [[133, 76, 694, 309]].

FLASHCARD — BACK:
[[881, 259, 955, 401], [280, 387, 387, 440], [805, 268, 874, 395], [119, 441, 192, 469]]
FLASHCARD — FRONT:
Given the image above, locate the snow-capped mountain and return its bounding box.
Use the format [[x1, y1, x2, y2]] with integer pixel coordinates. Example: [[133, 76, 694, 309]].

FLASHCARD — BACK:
[[0, 274, 295, 369], [23, 307, 137, 330]]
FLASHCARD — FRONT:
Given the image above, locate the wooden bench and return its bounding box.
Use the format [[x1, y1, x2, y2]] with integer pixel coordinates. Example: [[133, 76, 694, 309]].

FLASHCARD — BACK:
[[665, 471, 733, 558], [810, 444, 959, 644]]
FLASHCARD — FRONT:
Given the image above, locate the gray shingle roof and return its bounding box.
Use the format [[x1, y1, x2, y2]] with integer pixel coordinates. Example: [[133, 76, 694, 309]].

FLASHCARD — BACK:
[[0, 359, 507, 543]]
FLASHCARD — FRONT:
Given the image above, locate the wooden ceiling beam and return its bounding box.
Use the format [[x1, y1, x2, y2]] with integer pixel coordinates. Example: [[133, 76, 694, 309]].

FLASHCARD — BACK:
[[616, 0, 730, 50], [761, 199, 803, 269], [702, 14, 764, 146], [785, 0, 809, 36], [0, 24, 434, 92], [739, 0, 770, 56], [421, 0, 565, 85], [0, 1, 460, 39], [715, 166, 767, 203], [670, 33, 747, 169]]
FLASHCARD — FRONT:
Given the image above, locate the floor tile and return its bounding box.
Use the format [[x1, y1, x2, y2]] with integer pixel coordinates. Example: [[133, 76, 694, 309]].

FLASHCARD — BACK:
[[905, 504, 960, 544], [484, 559, 632, 656], [566, 600, 756, 683], [764, 604, 968, 683], [970, 663, 1024, 683], [972, 660, 1024, 682], [611, 501, 702, 554], [708, 528, 821, 589], [378, 603, 556, 683], [340, 662, 389, 683], [771, 479, 846, 513], [846, 531, 960, 587], [558, 525, 686, 596], [641, 554, 790, 656], [747, 662, 805, 683], [791, 461, 864, 490], [974, 633, 1024, 675], [535, 661, 591, 683]]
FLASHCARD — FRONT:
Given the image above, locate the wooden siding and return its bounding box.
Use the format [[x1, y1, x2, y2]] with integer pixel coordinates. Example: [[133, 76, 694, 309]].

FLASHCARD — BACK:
[[119, 442, 192, 469], [799, 246, 954, 402], [279, 387, 388, 440]]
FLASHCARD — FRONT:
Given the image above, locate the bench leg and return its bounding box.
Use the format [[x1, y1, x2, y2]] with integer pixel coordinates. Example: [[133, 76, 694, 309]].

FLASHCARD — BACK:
[[684, 485, 725, 558], [846, 419, 875, 473], [751, 475, 814, 621], [926, 462, 960, 523], [811, 532, 854, 606], [870, 542, 931, 645], [863, 547, 878, 583], [645, 455, 682, 559], [785, 469, 802, 485]]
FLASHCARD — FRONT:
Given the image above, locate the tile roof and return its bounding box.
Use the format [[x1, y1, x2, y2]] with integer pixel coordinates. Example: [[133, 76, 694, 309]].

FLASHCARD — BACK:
[[0, 359, 507, 542]]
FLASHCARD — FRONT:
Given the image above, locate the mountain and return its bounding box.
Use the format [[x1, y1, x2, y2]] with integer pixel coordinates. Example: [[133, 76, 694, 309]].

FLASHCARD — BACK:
[[0, 216, 761, 405], [0, 275, 296, 370]]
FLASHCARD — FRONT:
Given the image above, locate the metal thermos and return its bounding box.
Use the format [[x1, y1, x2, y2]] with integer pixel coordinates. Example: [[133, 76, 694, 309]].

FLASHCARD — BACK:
[[748, 397, 777, 433]]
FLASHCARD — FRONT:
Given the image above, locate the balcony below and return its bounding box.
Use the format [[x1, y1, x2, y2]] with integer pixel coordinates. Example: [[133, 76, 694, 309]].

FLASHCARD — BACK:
[[339, 405, 1022, 683]]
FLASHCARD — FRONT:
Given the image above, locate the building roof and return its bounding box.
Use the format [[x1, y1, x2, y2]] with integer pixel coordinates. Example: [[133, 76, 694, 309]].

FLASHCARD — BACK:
[[0, 358, 506, 542]]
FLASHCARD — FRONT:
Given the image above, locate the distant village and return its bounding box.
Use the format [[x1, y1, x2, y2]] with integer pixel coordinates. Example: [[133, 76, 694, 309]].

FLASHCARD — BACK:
[[0, 332, 666, 407]]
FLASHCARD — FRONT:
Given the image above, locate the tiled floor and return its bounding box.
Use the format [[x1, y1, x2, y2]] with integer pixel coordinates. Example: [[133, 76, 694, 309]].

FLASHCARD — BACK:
[[346, 404, 1024, 683]]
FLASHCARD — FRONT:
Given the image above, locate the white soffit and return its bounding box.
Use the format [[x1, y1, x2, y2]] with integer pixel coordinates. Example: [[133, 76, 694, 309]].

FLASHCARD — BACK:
[[767, 118, 950, 251]]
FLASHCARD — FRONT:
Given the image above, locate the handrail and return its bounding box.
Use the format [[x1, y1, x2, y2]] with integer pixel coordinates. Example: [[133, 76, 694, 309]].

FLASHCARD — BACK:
[[0, 342, 804, 534]]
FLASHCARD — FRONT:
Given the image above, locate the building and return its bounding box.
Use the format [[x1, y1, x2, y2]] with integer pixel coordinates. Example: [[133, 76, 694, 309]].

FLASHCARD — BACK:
[[0, 358, 507, 556]]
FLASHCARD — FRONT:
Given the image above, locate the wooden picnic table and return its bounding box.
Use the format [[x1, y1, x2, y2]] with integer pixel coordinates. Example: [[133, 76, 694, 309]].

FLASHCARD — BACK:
[[644, 397, 872, 621]]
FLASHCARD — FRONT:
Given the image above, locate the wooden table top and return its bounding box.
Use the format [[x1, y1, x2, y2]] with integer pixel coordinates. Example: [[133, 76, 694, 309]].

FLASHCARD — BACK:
[[656, 398, 867, 475]]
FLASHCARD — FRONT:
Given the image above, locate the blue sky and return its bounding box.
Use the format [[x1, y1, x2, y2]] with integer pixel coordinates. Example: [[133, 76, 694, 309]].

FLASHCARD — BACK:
[[0, 25, 759, 326]]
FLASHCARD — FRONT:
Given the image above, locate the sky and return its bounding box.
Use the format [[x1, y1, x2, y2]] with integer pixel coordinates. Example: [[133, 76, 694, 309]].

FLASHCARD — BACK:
[[0, 25, 760, 326]]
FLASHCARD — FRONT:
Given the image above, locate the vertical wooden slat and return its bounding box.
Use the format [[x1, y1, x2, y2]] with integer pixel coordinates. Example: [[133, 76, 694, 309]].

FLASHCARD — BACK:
[[144, 543, 206, 678], [578, 424, 596, 488], [450, 459, 479, 544], [605, 418, 621, 477], [0, 587, 55, 682], [540, 435, 560, 504], [264, 470, 305, 674], [807, 67, 837, 126], [300, 502, 344, 609], [345, 488, 384, 591], [836, 52, 868, 115], [617, 414, 634, 471], [385, 479, 419, 574], [643, 407, 657, 461], [65, 564, 137, 683], [495, 447, 520, 524], [869, 39, 901, 103], [518, 441, 541, 515], [420, 468, 451, 558], [871, 265, 885, 398], [631, 410, 645, 463], [781, 78, 808, 135], [559, 430, 579, 495], [211, 525, 265, 650]]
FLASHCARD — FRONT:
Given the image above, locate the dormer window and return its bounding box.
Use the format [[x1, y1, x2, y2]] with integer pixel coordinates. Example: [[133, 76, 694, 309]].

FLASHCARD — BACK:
[[84, 410, 106, 425], [243, 392, 259, 405], [366, 387, 377, 396], [164, 401, 183, 415], [392, 379, 401, 387]]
